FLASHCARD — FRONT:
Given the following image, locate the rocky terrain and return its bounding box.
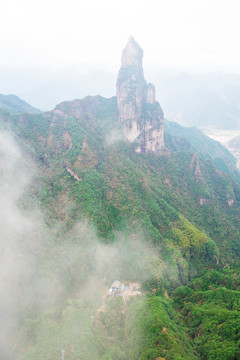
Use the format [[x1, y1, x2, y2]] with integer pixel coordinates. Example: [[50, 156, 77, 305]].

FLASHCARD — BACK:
[[0, 39, 240, 360], [116, 37, 165, 154]]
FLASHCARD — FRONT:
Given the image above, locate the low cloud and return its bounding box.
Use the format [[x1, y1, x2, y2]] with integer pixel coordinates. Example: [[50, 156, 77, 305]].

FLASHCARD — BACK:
[[0, 131, 173, 359]]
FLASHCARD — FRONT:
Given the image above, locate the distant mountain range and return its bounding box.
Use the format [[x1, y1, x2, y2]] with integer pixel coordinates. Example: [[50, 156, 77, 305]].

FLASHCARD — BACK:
[[0, 94, 41, 114], [1, 39, 240, 360], [1, 68, 240, 131], [156, 72, 240, 130]]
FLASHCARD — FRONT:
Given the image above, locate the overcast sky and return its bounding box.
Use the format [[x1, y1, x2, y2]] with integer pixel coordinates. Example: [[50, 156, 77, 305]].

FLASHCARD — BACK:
[[1, 0, 240, 74]]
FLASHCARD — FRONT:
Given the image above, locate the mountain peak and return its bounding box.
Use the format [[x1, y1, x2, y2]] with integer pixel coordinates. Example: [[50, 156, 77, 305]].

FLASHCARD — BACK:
[[117, 38, 165, 154], [121, 37, 143, 68]]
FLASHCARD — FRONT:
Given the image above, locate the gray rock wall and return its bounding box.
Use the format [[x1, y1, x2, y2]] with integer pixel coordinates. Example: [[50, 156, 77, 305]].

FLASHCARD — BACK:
[[116, 37, 165, 153]]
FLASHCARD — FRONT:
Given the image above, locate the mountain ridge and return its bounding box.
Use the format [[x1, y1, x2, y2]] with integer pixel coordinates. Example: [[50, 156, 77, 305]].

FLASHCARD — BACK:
[[0, 93, 41, 114], [2, 92, 240, 359], [1, 40, 240, 360]]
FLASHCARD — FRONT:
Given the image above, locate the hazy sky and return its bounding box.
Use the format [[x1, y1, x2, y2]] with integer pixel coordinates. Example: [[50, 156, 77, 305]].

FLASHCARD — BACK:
[[1, 0, 240, 74]]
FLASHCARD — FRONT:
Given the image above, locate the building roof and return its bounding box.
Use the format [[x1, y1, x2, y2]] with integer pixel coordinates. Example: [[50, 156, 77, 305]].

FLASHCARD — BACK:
[[111, 280, 123, 290]]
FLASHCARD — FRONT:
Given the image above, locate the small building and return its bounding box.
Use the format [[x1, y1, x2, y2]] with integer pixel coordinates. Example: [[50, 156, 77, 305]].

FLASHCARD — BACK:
[[109, 280, 124, 293]]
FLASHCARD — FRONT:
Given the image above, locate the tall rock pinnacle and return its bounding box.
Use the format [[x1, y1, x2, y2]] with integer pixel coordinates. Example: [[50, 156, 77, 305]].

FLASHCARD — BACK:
[[121, 36, 144, 68], [116, 37, 165, 153]]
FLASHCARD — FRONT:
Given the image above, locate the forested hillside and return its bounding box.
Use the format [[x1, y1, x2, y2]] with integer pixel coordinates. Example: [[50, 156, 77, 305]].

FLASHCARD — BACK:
[[1, 95, 240, 360], [0, 94, 41, 114]]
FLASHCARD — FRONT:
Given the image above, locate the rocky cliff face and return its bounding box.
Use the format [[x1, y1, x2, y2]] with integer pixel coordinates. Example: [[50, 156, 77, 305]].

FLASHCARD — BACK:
[[116, 37, 165, 154]]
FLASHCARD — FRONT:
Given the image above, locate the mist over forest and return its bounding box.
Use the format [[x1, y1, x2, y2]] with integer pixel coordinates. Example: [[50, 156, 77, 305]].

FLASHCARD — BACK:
[[1, 1, 240, 359]]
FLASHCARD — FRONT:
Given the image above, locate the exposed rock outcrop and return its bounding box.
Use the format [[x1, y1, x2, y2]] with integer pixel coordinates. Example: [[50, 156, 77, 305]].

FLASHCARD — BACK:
[[190, 153, 204, 183], [227, 192, 235, 207], [199, 198, 210, 206], [66, 167, 82, 181], [116, 37, 165, 154]]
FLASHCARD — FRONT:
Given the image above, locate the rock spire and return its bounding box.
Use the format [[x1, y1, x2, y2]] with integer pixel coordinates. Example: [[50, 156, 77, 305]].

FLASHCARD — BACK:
[[116, 37, 165, 153]]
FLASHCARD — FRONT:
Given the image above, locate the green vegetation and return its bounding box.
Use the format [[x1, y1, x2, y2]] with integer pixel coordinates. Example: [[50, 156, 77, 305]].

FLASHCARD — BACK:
[[125, 296, 199, 360], [0, 94, 41, 114], [174, 270, 240, 360], [1, 95, 240, 359], [165, 119, 240, 184]]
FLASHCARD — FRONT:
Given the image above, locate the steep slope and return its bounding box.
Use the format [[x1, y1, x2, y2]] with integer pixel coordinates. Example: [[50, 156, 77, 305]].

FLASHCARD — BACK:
[[1, 94, 240, 359], [2, 95, 240, 264], [174, 269, 240, 360], [165, 119, 240, 183], [227, 135, 240, 168], [1, 40, 240, 360], [116, 37, 165, 153], [0, 94, 41, 114]]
